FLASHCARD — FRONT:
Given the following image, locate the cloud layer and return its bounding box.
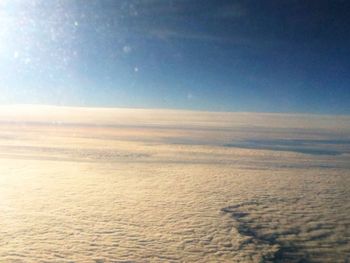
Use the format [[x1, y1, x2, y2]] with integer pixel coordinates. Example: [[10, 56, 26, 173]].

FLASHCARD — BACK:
[[0, 106, 349, 262]]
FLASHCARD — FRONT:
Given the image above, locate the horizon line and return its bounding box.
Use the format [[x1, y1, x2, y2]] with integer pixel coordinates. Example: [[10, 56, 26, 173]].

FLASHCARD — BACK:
[[1, 103, 350, 118]]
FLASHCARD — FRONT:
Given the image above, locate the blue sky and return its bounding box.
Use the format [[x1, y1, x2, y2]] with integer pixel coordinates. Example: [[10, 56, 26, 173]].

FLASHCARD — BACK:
[[0, 0, 350, 114]]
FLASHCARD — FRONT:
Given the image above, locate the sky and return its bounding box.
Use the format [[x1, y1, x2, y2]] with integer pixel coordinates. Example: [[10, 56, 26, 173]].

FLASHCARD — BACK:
[[0, 0, 350, 114]]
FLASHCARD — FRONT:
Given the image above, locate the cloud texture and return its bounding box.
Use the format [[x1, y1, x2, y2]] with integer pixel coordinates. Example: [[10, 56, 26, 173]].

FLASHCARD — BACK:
[[0, 106, 349, 262]]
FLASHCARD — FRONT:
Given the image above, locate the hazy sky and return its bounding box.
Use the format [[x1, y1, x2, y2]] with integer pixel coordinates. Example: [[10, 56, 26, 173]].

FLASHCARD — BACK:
[[1, 0, 350, 114]]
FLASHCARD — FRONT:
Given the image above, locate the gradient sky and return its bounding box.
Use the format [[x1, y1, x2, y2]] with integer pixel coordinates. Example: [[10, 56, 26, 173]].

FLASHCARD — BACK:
[[0, 0, 350, 114]]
